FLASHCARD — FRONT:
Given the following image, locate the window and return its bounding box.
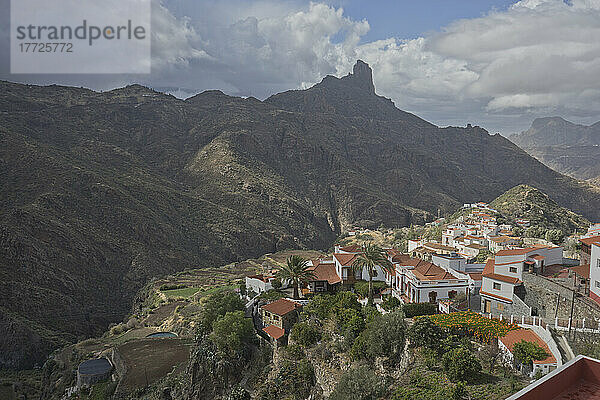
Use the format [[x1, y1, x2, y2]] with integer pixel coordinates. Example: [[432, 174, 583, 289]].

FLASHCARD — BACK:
[[596, 280, 600, 289], [497, 303, 504, 312], [509, 267, 517, 273], [493, 282, 501, 290]]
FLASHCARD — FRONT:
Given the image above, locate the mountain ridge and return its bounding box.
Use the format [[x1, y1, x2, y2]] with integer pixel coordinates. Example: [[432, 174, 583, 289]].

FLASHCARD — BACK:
[[2, 61, 600, 369]]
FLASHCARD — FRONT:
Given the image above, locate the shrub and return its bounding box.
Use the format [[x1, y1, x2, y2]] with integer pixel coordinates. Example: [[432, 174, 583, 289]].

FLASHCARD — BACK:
[[210, 311, 254, 356], [354, 281, 388, 298], [391, 372, 453, 400], [545, 229, 565, 245], [290, 321, 321, 347], [442, 347, 482, 382], [381, 295, 402, 311], [402, 302, 437, 318], [271, 278, 282, 290], [226, 386, 251, 400], [159, 283, 186, 291], [200, 292, 245, 333], [512, 340, 549, 369], [351, 309, 407, 364], [284, 344, 305, 360], [330, 365, 386, 400], [258, 359, 315, 400], [257, 289, 285, 301], [426, 310, 519, 341], [408, 318, 445, 350]]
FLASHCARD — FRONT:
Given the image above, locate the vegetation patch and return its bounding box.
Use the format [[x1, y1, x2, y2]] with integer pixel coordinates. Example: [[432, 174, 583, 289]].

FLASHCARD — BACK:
[[424, 311, 520, 341]]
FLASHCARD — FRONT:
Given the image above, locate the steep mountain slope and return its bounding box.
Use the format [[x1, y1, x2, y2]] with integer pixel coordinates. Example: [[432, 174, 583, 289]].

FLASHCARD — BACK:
[[2, 61, 600, 369], [511, 117, 600, 184], [490, 185, 590, 233]]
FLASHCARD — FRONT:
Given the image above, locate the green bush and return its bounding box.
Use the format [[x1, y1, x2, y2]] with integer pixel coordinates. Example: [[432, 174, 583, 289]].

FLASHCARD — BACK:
[[200, 292, 245, 333], [351, 310, 406, 364], [408, 317, 445, 350], [159, 283, 186, 291], [258, 359, 315, 400], [354, 281, 388, 298], [330, 365, 387, 400], [381, 295, 402, 311], [284, 344, 306, 360], [513, 340, 549, 369], [226, 386, 251, 400], [391, 373, 453, 400], [402, 302, 437, 318], [442, 347, 481, 382], [290, 321, 321, 347], [210, 311, 254, 356]]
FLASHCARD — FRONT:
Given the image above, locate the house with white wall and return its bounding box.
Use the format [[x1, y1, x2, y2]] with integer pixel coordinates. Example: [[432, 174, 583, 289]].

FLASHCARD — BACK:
[[589, 241, 600, 305], [386, 252, 469, 303], [245, 274, 275, 295], [499, 328, 558, 377], [481, 245, 563, 315], [333, 248, 388, 286]]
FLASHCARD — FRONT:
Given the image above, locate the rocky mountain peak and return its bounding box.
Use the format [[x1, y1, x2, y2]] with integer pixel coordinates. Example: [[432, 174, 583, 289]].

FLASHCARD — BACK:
[[341, 60, 375, 93]]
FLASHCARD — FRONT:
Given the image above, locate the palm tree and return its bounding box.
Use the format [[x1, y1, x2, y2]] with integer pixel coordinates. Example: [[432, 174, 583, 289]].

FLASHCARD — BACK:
[[277, 255, 316, 299], [352, 244, 393, 305]]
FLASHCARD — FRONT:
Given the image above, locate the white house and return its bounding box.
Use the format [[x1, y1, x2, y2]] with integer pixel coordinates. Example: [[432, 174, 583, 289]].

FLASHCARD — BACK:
[[332, 249, 388, 286], [245, 274, 275, 295], [589, 241, 600, 305], [481, 245, 563, 314], [386, 252, 469, 303], [499, 328, 558, 377]]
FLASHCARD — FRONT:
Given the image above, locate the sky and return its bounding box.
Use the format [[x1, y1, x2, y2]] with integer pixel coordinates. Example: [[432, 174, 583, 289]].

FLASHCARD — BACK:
[[1, 0, 600, 134]]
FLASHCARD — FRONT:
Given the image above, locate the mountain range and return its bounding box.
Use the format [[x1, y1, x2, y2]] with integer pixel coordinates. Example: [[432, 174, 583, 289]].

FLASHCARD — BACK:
[[2, 60, 600, 369], [511, 116, 600, 185]]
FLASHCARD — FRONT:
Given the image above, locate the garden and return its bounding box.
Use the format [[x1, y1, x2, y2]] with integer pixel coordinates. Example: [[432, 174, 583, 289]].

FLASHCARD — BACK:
[[424, 310, 521, 341]]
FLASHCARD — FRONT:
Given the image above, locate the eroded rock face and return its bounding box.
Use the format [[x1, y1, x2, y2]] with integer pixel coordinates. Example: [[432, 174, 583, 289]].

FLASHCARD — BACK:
[[3, 60, 600, 369]]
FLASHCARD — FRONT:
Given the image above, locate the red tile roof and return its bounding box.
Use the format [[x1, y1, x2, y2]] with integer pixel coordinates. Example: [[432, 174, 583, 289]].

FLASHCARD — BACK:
[[482, 259, 522, 284], [580, 236, 600, 246], [531, 255, 545, 260], [480, 290, 513, 303], [500, 328, 556, 365], [570, 264, 590, 279], [468, 272, 483, 281], [496, 246, 546, 256], [308, 261, 342, 285], [333, 253, 359, 266], [261, 298, 302, 316], [263, 325, 285, 340], [411, 260, 459, 281], [338, 244, 362, 253]]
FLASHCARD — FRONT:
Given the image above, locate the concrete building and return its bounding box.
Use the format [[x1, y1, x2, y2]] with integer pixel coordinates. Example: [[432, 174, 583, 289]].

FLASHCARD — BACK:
[[589, 241, 600, 305], [245, 274, 275, 295], [480, 246, 563, 315], [261, 298, 303, 345]]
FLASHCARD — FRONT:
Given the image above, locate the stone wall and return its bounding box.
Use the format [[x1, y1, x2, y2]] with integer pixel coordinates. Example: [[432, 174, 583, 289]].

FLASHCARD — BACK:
[[522, 273, 600, 322]]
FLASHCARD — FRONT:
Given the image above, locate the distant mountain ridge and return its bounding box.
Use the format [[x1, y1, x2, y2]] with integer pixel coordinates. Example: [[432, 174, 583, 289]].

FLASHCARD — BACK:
[[2, 61, 600, 369], [511, 117, 600, 184]]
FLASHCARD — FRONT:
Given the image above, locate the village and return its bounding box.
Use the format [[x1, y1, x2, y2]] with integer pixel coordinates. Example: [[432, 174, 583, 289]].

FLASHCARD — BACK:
[[31, 203, 600, 400], [246, 201, 600, 398]]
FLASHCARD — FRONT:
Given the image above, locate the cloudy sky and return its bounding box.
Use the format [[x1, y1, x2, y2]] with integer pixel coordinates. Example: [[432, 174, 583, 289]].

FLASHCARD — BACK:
[[2, 0, 600, 134]]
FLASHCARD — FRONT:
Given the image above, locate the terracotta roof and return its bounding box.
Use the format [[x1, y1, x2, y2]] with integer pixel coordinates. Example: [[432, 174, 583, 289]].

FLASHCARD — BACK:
[[261, 298, 302, 316], [333, 253, 360, 267], [530, 255, 545, 260], [580, 236, 600, 246], [467, 272, 483, 281], [570, 264, 590, 279], [482, 259, 522, 284], [500, 329, 556, 365], [423, 242, 457, 252], [393, 254, 423, 265], [480, 290, 513, 302], [308, 261, 342, 285], [489, 236, 515, 243], [496, 247, 546, 256], [466, 243, 487, 249], [411, 260, 460, 281], [338, 244, 362, 253], [263, 325, 285, 340]]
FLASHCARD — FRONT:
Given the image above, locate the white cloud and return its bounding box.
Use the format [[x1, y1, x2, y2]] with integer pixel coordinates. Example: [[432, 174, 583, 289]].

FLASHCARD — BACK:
[[3, 0, 600, 133]]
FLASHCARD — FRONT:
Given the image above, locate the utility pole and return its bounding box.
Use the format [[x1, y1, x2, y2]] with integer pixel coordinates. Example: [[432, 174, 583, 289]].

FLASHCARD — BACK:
[[569, 273, 576, 338]]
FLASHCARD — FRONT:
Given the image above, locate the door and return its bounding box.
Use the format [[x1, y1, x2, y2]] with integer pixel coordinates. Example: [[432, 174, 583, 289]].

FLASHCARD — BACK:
[[484, 300, 491, 313], [429, 291, 437, 303]]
